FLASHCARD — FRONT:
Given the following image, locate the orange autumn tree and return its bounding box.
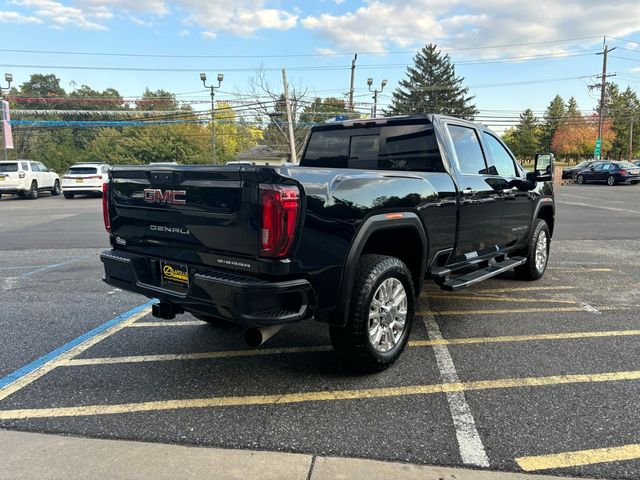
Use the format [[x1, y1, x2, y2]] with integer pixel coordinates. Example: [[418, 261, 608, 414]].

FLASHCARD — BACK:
[[552, 114, 614, 160]]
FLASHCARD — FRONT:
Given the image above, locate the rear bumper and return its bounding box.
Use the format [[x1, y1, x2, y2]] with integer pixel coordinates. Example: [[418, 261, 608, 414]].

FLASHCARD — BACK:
[[100, 249, 316, 327]]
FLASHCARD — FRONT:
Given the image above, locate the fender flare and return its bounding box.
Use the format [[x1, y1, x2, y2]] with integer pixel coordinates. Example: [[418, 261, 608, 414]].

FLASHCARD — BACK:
[[529, 198, 555, 241], [333, 212, 428, 326]]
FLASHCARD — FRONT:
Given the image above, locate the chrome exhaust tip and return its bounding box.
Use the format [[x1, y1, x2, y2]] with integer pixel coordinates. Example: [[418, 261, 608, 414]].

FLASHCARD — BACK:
[[244, 325, 285, 348]]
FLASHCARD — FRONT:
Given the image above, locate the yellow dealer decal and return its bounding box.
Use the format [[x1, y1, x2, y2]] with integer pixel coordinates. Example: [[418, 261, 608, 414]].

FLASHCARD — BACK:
[[162, 264, 188, 284]]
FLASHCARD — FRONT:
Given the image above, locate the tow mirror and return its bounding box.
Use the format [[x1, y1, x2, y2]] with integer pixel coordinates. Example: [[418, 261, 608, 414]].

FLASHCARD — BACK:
[[526, 153, 554, 182]]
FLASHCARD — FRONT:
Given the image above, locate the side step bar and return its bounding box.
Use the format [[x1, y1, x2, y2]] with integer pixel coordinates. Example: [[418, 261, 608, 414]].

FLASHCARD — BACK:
[[439, 256, 527, 291]]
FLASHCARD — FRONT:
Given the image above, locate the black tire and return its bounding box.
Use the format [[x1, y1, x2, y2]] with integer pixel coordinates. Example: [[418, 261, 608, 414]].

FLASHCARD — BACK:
[[607, 175, 616, 186], [571, 172, 578, 180], [0, 193, 2, 200], [26, 181, 38, 199], [515, 219, 550, 281], [330, 254, 415, 373], [51, 180, 61, 196], [63, 192, 75, 199], [576, 174, 585, 184]]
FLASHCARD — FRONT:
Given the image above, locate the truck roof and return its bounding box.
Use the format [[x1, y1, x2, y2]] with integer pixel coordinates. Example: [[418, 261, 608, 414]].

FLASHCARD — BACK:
[[311, 113, 480, 131]]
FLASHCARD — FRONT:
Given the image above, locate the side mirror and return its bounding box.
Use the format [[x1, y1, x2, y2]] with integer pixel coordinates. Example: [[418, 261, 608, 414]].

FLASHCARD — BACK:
[[532, 152, 553, 182]]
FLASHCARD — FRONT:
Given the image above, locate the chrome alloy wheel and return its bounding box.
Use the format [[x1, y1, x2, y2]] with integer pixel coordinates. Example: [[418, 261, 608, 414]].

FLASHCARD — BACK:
[[534, 230, 548, 272], [368, 278, 407, 352]]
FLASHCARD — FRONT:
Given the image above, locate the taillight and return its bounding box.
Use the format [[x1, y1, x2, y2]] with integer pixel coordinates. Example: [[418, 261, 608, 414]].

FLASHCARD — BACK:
[[259, 184, 300, 258], [102, 182, 111, 233], [619, 169, 628, 176], [18, 171, 25, 178]]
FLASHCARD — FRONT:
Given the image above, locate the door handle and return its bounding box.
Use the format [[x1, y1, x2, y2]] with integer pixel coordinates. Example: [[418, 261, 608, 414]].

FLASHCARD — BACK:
[[462, 188, 476, 196]]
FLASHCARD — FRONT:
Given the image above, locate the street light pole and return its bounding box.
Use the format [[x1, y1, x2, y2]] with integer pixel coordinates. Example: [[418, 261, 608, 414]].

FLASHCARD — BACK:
[[367, 77, 387, 118], [1, 73, 13, 161], [200, 72, 223, 163]]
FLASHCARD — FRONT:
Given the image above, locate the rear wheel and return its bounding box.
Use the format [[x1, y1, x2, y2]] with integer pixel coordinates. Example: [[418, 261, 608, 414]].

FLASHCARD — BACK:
[[26, 181, 38, 199], [51, 180, 61, 196], [515, 219, 550, 281], [607, 175, 616, 186], [330, 254, 414, 373], [63, 192, 75, 199], [576, 174, 585, 184]]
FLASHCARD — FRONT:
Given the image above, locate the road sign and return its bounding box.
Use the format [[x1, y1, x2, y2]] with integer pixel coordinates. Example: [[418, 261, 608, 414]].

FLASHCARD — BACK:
[[594, 138, 602, 158]]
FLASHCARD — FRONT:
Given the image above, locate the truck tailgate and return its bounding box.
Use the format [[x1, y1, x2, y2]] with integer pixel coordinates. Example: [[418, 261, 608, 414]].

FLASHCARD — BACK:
[[109, 166, 259, 266]]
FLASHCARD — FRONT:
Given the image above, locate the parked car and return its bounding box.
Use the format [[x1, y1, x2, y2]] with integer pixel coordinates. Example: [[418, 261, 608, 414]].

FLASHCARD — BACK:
[[562, 160, 598, 179], [100, 114, 555, 372], [633, 160, 640, 167], [0, 160, 60, 200], [61, 163, 110, 198], [576, 161, 640, 185]]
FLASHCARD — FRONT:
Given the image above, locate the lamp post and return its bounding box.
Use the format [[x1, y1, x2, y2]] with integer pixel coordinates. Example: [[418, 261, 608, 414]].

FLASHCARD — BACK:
[[367, 77, 387, 118], [200, 72, 223, 163], [1, 73, 13, 161]]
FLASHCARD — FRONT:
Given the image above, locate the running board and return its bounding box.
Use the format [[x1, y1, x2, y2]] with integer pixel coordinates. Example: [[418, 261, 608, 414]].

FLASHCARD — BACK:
[[440, 256, 527, 291]]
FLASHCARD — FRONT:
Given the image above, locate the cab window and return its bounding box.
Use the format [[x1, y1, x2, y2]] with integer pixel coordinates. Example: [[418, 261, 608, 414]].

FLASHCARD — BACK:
[[447, 125, 487, 175], [482, 131, 518, 177]]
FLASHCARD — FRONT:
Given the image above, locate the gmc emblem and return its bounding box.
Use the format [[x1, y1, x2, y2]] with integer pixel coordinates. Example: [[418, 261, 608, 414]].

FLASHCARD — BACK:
[[143, 189, 187, 205]]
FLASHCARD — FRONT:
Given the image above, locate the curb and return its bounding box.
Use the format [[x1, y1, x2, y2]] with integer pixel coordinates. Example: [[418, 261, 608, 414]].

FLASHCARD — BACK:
[[0, 429, 592, 480]]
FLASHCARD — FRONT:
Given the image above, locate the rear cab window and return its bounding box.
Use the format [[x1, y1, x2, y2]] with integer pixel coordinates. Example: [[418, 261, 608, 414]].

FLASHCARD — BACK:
[[67, 167, 98, 175], [301, 123, 445, 172], [447, 124, 488, 175]]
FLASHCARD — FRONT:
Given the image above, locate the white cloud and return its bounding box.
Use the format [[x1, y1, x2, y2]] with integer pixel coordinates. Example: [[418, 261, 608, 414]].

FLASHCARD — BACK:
[[15, 0, 112, 30], [0, 10, 43, 23], [8, 0, 297, 34], [302, 0, 640, 57], [180, 1, 297, 37], [626, 42, 638, 50], [129, 15, 152, 27], [630, 67, 640, 73]]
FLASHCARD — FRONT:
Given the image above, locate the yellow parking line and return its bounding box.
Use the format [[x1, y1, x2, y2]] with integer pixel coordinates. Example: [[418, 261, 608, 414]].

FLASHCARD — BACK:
[[410, 329, 640, 347], [418, 305, 626, 316], [62, 329, 640, 367], [0, 307, 151, 402], [549, 267, 613, 273], [129, 321, 205, 328], [426, 294, 577, 304], [516, 443, 640, 471], [474, 286, 576, 294], [64, 345, 333, 366], [2, 369, 640, 420]]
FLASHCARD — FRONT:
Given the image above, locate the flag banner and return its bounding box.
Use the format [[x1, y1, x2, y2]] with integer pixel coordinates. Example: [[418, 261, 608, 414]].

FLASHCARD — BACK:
[[1, 100, 14, 149]]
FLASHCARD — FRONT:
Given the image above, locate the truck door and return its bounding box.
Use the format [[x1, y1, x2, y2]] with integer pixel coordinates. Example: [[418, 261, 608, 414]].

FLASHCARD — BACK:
[[446, 123, 502, 261], [480, 131, 532, 248]]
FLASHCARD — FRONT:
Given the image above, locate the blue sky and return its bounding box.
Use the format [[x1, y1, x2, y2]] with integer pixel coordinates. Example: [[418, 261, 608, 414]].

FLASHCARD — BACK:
[[1, 0, 640, 133]]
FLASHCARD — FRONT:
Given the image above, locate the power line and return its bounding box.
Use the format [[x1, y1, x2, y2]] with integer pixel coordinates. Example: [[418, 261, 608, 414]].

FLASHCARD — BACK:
[[0, 36, 604, 59]]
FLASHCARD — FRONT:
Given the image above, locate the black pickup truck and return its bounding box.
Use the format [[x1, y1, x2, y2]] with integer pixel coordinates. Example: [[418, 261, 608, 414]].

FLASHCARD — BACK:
[[101, 114, 555, 371]]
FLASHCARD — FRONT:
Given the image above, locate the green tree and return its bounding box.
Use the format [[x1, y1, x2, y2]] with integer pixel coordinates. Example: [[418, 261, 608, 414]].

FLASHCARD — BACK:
[[565, 97, 581, 121], [503, 109, 542, 160], [385, 43, 477, 118], [300, 97, 348, 123], [540, 95, 565, 151], [603, 84, 640, 160]]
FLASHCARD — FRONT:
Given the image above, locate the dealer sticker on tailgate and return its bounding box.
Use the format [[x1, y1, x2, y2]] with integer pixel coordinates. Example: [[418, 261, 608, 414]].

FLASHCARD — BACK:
[[160, 260, 189, 287]]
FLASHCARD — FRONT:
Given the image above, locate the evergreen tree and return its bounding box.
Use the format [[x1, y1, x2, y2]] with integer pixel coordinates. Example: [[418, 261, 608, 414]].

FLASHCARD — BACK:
[[565, 97, 581, 121], [504, 109, 541, 160], [385, 43, 477, 119], [541, 95, 565, 151], [603, 84, 639, 160]]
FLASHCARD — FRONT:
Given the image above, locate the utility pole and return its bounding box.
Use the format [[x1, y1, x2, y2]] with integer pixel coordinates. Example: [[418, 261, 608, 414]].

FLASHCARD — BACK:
[[596, 42, 616, 159], [0, 73, 13, 161], [367, 77, 387, 118], [348, 53, 357, 112], [282, 68, 297, 164], [629, 119, 634, 162], [199, 72, 223, 163]]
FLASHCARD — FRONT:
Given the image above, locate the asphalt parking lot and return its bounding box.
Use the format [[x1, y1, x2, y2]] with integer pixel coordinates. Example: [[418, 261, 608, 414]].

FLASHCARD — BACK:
[[1, 184, 639, 479]]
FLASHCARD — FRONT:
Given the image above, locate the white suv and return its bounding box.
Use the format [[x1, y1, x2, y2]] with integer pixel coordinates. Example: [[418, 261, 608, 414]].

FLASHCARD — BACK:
[[0, 160, 60, 200], [62, 163, 110, 199]]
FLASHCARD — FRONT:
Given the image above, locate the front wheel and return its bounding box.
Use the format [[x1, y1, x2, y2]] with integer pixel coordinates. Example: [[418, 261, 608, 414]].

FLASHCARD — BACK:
[[576, 174, 585, 184], [330, 254, 415, 373], [607, 175, 616, 186], [51, 180, 61, 196], [515, 219, 550, 281]]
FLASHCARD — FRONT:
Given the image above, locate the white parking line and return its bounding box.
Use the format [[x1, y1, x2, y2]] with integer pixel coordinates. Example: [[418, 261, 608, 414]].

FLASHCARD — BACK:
[[421, 308, 490, 468]]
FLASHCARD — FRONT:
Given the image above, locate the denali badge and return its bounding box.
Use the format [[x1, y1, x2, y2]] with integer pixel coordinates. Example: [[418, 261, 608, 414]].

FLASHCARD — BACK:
[[143, 189, 186, 205], [150, 225, 190, 235]]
